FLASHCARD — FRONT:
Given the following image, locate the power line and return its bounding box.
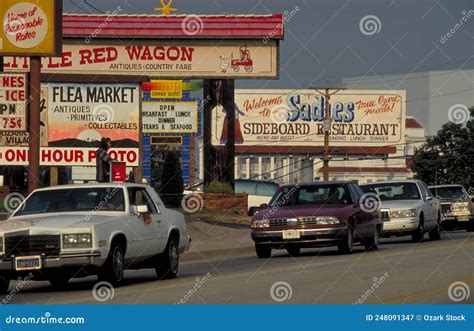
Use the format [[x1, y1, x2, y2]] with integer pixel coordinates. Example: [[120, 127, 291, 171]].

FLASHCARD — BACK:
[[82, 0, 106, 14], [69, 0, 90, 14]]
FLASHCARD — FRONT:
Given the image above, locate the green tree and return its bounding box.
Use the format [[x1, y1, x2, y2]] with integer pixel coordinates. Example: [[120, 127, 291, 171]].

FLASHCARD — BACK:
[[411, 107, 473, 189], [159, 150, 184, 207]]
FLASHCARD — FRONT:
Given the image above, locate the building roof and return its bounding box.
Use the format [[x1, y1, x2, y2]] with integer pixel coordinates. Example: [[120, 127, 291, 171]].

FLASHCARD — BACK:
[[317, 166, 411, 173], [62, 14, 284, 39], [406, 117, 423, 129]]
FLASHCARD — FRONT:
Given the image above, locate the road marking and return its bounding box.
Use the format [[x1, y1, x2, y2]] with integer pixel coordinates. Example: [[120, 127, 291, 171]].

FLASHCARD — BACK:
[[376, 276, 474, 304], [23, 238, 474, 304]]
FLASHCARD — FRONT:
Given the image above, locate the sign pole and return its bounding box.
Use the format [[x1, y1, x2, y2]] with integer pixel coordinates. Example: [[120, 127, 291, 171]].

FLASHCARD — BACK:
[[311, 86, 345, 181], [27, 56, 42, 193]]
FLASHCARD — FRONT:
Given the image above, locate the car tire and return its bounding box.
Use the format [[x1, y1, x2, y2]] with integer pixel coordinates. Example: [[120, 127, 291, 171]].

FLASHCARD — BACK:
[[286, 247, 301, 256], [363, 225, 380, 251], [338, 226, 354, 254], [0, 274, 10, 294], [156, 235, 179, 280], [98, 241, 125, 286], [49, 276, 70, 289], [429, 215, 441, 241], [255, 245, 272, 259], [411, 217, 424, 243]]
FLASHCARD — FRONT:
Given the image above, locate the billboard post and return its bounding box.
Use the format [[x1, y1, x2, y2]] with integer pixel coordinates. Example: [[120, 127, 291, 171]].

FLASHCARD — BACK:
[[28, 57, 41, 192]]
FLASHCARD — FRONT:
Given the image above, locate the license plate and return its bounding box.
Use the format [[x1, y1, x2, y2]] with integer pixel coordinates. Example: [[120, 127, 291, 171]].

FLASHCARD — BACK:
[[282, 230, 300, 239], [458, 216, 470, 222], [15, 256, 42, 271]]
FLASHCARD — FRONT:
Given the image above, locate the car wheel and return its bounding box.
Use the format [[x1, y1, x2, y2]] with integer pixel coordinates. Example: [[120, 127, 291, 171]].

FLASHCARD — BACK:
[[49, 276, 70, 289], [98, 241, 125, 286], [0, 274, 10, 294], [411, 218, 424, 243], [338, 226, 354, 254], [156, 235, 179, 280], [429, 216, 441, 240], [363, 225, 380, 251], [255, 245, 272, 258], [286, 247, 301, 256]]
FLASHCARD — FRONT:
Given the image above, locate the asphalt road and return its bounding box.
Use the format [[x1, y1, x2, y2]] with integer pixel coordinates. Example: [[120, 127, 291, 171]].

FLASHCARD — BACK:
[[3, 231, 473, 304]]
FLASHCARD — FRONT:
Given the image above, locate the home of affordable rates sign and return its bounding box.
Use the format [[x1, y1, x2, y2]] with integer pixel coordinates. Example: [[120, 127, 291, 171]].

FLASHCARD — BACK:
[[0, 0, 62, 56], [142, 101, 198, 134], [0, 73, 27, 132], [212, 90, 406, 146]]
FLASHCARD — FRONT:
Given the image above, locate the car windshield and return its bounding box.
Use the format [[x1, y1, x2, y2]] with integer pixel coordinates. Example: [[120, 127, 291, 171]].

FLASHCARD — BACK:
[[430, 186, 465, 199], [269, 184, 352, 207], [361, 182, 421, 201], [14, 187, 125, 216]]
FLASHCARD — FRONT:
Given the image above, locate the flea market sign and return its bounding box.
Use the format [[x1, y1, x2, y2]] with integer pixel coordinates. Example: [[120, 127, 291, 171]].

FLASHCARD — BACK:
[[3, 40, 278, 78], [0, 0, 62, 56], [212, 89, 406, 146]]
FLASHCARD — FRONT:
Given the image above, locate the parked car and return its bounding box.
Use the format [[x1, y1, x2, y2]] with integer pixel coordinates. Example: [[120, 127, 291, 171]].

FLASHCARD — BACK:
[[184, 179, 279, 215], [251, 181, 382, 258], [0, 183, 190, 294], [360, 180, 441, 242], [429, 184, 474, 232]]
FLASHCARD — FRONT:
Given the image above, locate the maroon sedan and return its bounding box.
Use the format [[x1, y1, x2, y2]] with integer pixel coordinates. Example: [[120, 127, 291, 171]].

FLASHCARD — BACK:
[[251, 181, 382, 258]]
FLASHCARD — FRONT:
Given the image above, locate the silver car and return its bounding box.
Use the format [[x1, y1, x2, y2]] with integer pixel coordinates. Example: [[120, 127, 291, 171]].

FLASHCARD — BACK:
[[360, 180, 441, 242]]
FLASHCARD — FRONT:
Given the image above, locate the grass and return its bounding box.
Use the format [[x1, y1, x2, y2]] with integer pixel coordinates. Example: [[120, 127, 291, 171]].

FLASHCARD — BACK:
[[173, 208, 251, 225]]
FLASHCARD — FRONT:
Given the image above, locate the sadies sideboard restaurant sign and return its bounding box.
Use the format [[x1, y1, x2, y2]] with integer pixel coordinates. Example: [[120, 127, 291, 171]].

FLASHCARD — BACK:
[[3, 40, 278, 78], [212, 89, 406, 147], [0, 0, 62, 56]]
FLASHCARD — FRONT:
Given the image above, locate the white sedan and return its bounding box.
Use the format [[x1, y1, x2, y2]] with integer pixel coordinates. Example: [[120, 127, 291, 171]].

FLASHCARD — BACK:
[[0, 183, 190, 293]]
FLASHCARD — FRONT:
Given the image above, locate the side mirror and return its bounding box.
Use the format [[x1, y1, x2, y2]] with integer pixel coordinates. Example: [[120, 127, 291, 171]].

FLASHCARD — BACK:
[[426, 196, 433, 202], [259, 203, 268, 210], [130, 205, 149, 215], [471, 198, 474, 203]]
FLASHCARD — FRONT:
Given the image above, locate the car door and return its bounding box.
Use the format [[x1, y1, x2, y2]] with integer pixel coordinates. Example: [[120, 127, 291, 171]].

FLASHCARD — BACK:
[[126, 187, 162, 259], [418, 182, 436, 228], [349, 183, 371, 237]]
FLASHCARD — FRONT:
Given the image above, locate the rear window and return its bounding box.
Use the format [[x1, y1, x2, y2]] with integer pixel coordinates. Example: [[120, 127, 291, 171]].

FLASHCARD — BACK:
[[235, 181, 257, 195], [256, 182, 279, 196]]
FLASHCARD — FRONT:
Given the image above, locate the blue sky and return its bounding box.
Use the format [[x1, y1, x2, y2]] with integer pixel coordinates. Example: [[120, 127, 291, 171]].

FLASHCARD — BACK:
[[64, 0, 473, 90]]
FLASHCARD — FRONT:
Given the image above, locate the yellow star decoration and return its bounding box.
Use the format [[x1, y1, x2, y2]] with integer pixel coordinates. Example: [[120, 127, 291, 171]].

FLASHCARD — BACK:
[[154, 0, 177, 15]]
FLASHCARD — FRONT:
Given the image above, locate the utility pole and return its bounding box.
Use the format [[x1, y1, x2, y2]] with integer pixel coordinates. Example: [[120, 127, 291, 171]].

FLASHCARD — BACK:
[[311, 85, 345, 181]]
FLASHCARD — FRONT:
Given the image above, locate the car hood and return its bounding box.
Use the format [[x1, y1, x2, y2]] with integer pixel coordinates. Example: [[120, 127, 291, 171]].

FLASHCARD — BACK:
[[254, 204, 355, 221], [0, 213, 121, 235], [379, 200, 423, 210]]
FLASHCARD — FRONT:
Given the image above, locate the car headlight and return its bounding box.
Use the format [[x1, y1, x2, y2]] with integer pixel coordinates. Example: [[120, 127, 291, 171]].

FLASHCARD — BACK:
[[62, 233, 92, 249], [315, 216, 339, 224], [452, 202, 469, 212], [251, 219, 270, 229], [390, 209, 417, 218]]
